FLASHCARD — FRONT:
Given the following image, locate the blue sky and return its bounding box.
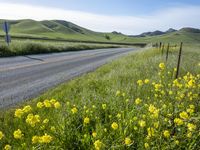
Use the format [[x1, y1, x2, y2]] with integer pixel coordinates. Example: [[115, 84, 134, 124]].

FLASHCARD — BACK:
[[1, 0, 200, 15], [0, 0, 200, 34]]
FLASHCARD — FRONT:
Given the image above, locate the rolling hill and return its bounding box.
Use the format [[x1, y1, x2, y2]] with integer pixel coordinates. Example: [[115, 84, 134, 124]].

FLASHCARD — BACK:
[[0, 19, 200, 44]]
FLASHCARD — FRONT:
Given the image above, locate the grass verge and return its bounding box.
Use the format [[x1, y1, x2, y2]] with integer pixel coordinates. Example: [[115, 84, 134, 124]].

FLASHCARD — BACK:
[[0, 44, 199, 149], [0, 40, 121, 57]]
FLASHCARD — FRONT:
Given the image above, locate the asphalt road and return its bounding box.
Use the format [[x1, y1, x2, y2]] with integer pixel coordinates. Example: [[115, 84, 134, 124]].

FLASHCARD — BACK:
[[0, 48, 138, 108]]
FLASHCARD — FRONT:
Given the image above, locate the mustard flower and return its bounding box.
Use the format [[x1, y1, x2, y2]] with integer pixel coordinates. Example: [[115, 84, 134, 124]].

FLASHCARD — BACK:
[[71, 107, 78, 114], [94, 140, 103, 150], [14, 109, 24, 118], [111, 122, 118, 130], [0, 131, 4, 140], [179, 111, 189, 120], [125, 137, 132, 145], [4, 145, 11, 150], [13, 129, 23, 139], [84, 117, 90, 124]]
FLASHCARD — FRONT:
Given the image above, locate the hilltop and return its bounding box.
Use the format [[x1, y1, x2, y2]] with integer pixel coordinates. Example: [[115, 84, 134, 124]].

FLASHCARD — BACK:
[[0, 19, 200, 44]]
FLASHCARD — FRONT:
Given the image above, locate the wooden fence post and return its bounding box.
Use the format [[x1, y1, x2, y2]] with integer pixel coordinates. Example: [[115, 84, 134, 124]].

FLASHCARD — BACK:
[[166, 43, 170, 61], [161, 44, 164, 55], [175, 42, 183, 79]]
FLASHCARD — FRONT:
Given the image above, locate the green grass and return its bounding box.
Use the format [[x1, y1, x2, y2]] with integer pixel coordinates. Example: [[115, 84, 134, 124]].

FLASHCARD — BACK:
[[0, 43, 199, 149], [1, 19, 200, 44], [0, 40, 121, 57]]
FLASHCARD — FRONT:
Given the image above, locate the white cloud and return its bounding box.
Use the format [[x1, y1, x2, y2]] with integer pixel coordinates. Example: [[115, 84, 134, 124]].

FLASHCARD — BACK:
[[0, 2, 200, 35]]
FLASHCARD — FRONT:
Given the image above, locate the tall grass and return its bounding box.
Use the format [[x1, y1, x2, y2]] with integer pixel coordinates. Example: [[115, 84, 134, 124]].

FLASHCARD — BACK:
[[0, 44, 199, 149], [0, 40, 120, 57]]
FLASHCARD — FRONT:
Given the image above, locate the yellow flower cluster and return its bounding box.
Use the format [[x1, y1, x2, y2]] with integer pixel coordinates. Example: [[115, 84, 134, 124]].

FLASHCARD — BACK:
[[14, 105, 32, 118], [159, 63, 165, 70], [26, 114, 40, 127], [13, 129, 23, 139], [111, 122, 118, 130], [135, 98, 142, 105], [84, 117, 90, 124], [71, 107, 78, 114], [36, 99, 61, 109], [125, 137, 132, 145], [32, 133, 53, 144], [94, 140, 103, 150]]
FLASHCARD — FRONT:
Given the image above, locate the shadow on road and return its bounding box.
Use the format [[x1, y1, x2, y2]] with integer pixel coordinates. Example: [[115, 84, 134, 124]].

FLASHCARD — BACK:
[[24, 56, 44, 62]]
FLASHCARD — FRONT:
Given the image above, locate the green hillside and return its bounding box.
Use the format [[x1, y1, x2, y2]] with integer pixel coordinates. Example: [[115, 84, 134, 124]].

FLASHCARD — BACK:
[[0, 19, 200, 44]]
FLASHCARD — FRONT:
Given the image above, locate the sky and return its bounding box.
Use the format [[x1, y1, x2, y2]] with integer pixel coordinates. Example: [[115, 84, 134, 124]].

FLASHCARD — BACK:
[[0, 0, 200, 35]]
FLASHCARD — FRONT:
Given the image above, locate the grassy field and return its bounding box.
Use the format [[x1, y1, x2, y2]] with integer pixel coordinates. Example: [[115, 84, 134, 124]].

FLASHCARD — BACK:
[[1, 19, 200, 45], [0, 39, 122, 57], [0, 19, 200, 57], [0, 43, 199, 149]]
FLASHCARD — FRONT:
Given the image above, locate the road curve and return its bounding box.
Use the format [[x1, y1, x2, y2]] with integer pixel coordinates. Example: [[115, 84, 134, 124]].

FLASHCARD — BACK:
[[0, 48, 138, 108]]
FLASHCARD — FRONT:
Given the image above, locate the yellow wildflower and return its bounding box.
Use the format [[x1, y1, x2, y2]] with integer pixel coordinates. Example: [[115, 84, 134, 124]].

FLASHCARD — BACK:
[[154, 122, 159, 129], [163, 130, 170, 138], [26, 114, 40, 127], [169, 91, 173, 95], [125, 137, 132, 145], [122, 92, 126, 97], [84, 117, 90, 124], [159, 63, 165, 70], [54, 102, 61, 109], [50, 99, 56, 104], [187, 108, 194, 114], [138, 120, 146, 128], [92, 132, 97, 138], [37, 102, 44, 108], [188, 79, 194, 88], [134, 126, 138, 130], [23, 105, 32, 113], [94, 140, 103, 150], [147, 127, 155, 137], [137, 80, 143, 86], [71, 107, 78, 114], [13, 129, 23, 139], [135, 98, 142, 105], [111, 122, 118, 130], [102, 104, 107, 110], [175, 140, 179, 145], [148, 104, 157, 113], [14, 109, 24, 118], [174, 118, 183, 126], [4, 145, 11, 150], [50, 126, 56, 132], [39, 133, 53, 143], [187, 123, 196, 131], [43, 119, 49, 124], [179, 111, 189, 120], [144, 143, 149, 149], [189, 105, 195, 109], [144, 79, 149, 84], [32, 136, 40, 144], [43, 100, 51, 108], [116, 113, 121, 118], [187, 132, 192, 138], [0, 131, 4, 140]]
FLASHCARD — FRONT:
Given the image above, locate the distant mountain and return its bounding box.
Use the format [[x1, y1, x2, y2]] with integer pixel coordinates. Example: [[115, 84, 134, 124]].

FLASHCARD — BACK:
[[166, 28, 177, 33], [130, 28, 177, 37], [0, 19, 200, 44], [179, 27, 200, 33], [112, 31, 123, 35]]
